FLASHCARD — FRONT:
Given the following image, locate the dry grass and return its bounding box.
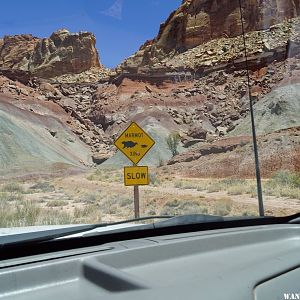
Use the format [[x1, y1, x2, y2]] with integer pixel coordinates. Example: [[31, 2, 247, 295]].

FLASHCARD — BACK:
[[160, 199, 209, 216], [0, 169, 298, 227], [46, 200, 68, 207], [263, 170, 300, 200], [213, 197, 233, 216]]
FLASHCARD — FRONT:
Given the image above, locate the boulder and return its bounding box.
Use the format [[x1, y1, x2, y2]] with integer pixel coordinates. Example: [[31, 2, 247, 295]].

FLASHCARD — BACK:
[[92, 153, 111, 164], [188, 125, 208, 139]]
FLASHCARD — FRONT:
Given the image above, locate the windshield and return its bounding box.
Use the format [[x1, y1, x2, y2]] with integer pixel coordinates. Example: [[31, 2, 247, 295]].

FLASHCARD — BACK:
[[0, 0, 299, 230]]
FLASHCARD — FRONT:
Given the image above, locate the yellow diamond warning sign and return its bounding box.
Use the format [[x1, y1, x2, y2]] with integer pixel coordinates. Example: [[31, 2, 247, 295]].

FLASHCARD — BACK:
[[114, 122, 155, 164], [124, 166, 149, 186]]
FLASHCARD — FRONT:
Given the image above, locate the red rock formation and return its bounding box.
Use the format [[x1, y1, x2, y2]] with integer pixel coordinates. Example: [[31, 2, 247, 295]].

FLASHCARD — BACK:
[[158, 0, 299, 50], [0, 29, 101, 78], [0, 34, 39, 69], [121, 0, 300, 69]]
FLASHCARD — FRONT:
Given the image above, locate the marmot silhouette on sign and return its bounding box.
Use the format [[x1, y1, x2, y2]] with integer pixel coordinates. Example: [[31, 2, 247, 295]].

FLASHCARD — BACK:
[[122, 141, 138, 149]]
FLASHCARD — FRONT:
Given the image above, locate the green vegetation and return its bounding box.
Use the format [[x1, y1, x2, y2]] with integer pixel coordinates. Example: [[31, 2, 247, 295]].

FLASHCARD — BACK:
[[268, 170, 300, 188], [161, 199, 208, 216], [158, 156, 165, 167], [0, 191, 24, 202], [149, 172, 161, 186], [0, 182, 25, 202], [74, 205, 102, 223], [174, 178, 258, 198], [2, 182, 25, 194], [29, 181, 55, 192], [0, 195, 102, 227], [213, 198, 233, 216], [174, 180, 202, 190], [79, 192, 100, 204], [87, 169, 122, 183], [46, 200, 68, 207], [0, 168, 298, 228], [264, 170, 300, 199], [166, 132, 180, 157]]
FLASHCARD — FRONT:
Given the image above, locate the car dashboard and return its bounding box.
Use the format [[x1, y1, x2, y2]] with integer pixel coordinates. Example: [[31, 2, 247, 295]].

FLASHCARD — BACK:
[[0, 224, 299, 300]]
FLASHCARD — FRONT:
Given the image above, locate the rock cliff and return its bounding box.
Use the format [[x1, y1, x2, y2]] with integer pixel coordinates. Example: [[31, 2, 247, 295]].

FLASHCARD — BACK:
[[0, 29, 101, 78], [120, 0, 300, 71]]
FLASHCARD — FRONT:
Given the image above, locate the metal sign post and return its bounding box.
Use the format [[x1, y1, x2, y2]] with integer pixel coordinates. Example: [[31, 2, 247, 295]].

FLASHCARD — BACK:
[[133, 185, 140, 218]]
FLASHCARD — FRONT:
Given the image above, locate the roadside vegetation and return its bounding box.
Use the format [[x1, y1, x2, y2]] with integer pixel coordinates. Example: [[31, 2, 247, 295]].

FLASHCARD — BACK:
[[166, 132, 180, 157], [264, 170, 300, 199], [0, 169, 298, 227], [173, 178, 257, 197], [172, 171, 300, 200]]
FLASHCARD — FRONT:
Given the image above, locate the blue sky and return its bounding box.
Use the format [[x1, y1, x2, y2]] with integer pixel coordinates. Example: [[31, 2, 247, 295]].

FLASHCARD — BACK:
[[0, 0, 181, 67]]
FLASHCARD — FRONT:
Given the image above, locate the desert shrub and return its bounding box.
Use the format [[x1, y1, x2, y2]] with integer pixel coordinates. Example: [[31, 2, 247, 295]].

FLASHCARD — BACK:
[[182, 183, 198, 189], [0, 191, 24, 202], [15, 201, 41, 225], [166, 132, 180, 157], [207, 183, 223, 193], [86, 174, 96, 181], [2, 182, 25, 194], [195, 180, 211, 191], [80, 193, 99, 204], [239, 140, 248, 147], [112, 173, 122, 183], [119, 197, 132, 207], [29, 181, 55, 192], [161, 199, 208, 216], [227, 185, 247, 195], [174, 181, 184, 188], [242, 211, 258, 217], [46, 200, 68, 207], [0, 196, 101, 227], [94, 168, 104, 176], [74, 204, 102, 223], [40, 209, 74, 225], [0, 200, 42, 227], [149, 172, 161, 186], [174, 180, 198, 190], [280, 188, 300, 199], [220, 178, 246, 186], [158, 156, 165, 167], [269, 170, 300, 188], [213, 198, 233, 216], [266, 186, 300, 200], [99, 195, 119, 214], [265, 170, 300, 199]]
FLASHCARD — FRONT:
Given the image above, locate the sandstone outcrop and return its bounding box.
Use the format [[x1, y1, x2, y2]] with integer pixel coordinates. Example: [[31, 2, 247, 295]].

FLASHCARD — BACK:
[[120, 0, 300, 71], [0, 29, 102, 78]]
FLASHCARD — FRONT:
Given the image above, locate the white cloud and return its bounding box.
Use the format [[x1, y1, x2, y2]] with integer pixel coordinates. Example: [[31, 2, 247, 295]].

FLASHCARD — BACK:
[[101, 0, 123, 20]]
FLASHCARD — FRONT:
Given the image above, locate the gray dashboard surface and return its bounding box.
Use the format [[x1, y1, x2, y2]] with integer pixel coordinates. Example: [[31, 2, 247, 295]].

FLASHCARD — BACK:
[[0, 224, 299, 300]]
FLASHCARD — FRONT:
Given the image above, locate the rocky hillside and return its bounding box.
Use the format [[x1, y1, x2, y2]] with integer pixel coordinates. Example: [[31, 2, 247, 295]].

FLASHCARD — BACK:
[[0, 0, 300, 177], [165, 126, 300, 178], [0, 75, 92, 177], [120, 0, 300, 72], [0, 29, 109, 79], [231, 83, 300, 136]]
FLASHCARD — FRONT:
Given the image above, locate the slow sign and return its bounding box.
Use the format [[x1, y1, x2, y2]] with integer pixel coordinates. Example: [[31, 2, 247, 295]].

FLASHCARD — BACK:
[[124, 166, 149, 186]]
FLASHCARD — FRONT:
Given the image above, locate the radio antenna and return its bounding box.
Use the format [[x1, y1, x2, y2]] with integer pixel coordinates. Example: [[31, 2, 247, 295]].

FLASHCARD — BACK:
[[238, 0, 265, 216]]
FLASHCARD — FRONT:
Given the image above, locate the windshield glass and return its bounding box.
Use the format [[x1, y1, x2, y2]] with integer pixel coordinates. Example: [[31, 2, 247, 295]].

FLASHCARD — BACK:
[[0, 0, 299, 229]]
